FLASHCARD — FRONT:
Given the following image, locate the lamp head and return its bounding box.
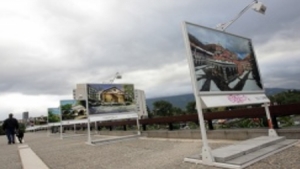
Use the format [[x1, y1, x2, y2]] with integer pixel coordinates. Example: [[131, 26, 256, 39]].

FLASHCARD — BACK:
[[115, 72, 122, 79], [252, 2, 267, 14]]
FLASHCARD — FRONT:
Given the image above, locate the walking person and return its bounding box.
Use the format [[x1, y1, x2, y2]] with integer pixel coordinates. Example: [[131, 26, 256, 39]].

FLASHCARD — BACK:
[[2, 113, 19, 144]]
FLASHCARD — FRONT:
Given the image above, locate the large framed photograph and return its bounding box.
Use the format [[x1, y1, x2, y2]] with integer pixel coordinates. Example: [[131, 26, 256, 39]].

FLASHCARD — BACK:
[[47, 108, 61, 123], [86, 83, 136, 116], [182, 22, 264, 95], [60, 100, 87, 121]]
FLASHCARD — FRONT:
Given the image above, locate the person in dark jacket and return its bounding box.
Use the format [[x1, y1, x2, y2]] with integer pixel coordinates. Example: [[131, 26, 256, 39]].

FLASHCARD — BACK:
[[2, 113, 19, 144]]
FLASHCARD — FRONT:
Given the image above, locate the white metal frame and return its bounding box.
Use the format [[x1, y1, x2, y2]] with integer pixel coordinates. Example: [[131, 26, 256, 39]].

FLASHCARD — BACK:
[[59, 100, 89, 139], [181, 21, 278, 167], [84, 83, 141, 145], [185, 22, 266, 96]]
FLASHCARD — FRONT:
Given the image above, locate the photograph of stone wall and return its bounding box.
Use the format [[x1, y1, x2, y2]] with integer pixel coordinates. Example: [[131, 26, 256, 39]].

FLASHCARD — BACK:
[[184, 23, 263, 93]]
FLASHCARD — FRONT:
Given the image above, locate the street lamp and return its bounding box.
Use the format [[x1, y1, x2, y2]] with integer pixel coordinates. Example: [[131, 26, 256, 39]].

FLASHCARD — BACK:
[[109, 72, 122, 83], [216, 0, 267, 31]]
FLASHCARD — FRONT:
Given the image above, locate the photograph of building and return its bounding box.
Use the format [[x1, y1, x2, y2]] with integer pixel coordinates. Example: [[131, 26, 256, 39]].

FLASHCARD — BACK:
[[60, 100, 87, 120], [185, 23, 263, 93], [86, 84, 136, 115]]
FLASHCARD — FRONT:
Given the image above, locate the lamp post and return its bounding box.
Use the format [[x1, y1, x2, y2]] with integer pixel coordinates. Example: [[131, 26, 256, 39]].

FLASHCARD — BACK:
[[109, 72, 122, 83], [216, 0, 267, 31]]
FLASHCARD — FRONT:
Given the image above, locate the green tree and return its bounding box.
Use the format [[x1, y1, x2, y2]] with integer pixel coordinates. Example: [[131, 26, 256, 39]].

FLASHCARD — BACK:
[[48, 111, 60, 122], [61, 104, 73, 120], [153, 100, 173, 117], [269, 90, 300, 105], [172, 107, 183, 116], [278, 116, 294, 127], [146, 105, 154, 118], [186, 101, 196, 114], [123, 84, 134, 102], [61, 104, 72, 111]]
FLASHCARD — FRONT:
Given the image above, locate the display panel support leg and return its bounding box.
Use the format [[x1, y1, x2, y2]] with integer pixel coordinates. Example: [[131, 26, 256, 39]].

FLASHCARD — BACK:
[[136, 117, 141, 135], [264, 103, 278, 137], [195, 96, 214, 165]]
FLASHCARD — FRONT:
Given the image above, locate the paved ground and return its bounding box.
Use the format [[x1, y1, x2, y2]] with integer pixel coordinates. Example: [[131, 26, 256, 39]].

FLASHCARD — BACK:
[[0, 132, 299, 169], [0, 137, 22, 169]]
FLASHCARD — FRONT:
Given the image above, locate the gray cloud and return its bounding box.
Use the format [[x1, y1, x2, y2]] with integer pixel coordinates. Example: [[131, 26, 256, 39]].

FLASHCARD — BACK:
[[0, 0, 300, 119]]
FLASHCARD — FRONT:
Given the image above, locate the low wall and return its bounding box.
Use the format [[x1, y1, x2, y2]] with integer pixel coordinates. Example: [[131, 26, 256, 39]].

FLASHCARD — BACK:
[[62, 128, 300, 140], [144, 128, 300, 140], [67, 130, 139, 136]]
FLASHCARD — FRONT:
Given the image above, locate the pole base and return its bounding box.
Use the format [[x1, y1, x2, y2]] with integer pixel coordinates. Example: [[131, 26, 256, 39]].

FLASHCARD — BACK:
[[268, 129, 278, 137], [202, 146, 215, 165]]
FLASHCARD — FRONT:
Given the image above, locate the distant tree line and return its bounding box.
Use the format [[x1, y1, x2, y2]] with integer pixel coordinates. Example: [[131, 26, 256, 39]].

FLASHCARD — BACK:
[[145, 90, 300, 129], [269, 89, 300, 105], [147, 90, 300, 118], [146, 100, 196, 118]]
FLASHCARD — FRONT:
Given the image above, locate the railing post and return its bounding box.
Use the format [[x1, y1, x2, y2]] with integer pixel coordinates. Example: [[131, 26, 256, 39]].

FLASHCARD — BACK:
[[271, 115, 279, 129], [207, 120, 214, 130], [142, 124, 147, 131], [168, 123, 173, 131]]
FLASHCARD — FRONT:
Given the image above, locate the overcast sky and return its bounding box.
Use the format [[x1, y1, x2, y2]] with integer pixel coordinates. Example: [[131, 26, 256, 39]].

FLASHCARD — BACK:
[[1, 0, 300, 120]]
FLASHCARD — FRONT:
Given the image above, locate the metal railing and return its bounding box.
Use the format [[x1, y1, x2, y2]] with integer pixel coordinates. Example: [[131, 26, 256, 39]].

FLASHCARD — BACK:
[[62, 103, 300, 131]]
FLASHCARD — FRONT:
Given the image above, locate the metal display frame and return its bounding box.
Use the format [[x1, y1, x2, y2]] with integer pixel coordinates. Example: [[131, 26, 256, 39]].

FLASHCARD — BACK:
[[181, 21, 277, 167], [59, 99, 88, 139], [84, 83, 141, 145], [47, 107, 61, 137]]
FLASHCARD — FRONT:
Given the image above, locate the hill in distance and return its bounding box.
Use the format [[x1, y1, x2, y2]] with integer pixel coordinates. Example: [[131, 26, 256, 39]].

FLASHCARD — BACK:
[[146, 88, 293, 111]]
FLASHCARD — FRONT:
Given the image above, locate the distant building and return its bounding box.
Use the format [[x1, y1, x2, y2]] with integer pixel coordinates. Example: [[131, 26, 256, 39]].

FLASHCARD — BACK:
[[22, 112, 29, 124], [74, 84, 87, 100], [72, 89, 76, 100]]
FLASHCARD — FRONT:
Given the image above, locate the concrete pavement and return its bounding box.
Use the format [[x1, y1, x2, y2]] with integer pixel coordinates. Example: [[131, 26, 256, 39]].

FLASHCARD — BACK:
[[0, 132, 299, 169]]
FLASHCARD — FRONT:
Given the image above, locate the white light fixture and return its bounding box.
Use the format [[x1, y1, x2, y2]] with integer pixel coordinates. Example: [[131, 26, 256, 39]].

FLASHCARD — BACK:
[[109, 72, 122, 83], [115, 72, 122, 79], [216, 0, 267, 31], [252, 2, 267, 14]]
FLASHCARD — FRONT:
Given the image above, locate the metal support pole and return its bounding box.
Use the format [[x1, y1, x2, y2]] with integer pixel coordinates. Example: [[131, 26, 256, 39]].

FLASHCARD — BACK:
[[195, 96, 215, 165], [74, 124, 76, 134], [136, 117, 141, 135], [86, 85, 92, 144], [94, 121, 98, 134], [47, 125, 50, 137], [182, 22, 214, 165], [59, 104, 63, 139], [264, 103, 278, 136], [60, 125, 63, 139], [87, 118, 91, 143]]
